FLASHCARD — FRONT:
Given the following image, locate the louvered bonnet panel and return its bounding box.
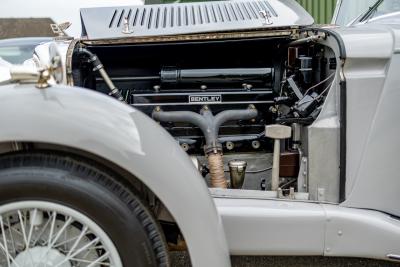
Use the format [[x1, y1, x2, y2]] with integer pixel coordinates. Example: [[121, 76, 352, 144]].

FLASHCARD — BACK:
[[80, 0, 313, 39]]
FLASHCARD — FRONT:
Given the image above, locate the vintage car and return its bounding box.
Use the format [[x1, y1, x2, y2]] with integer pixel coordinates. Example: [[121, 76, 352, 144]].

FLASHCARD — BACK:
[[0, 0, 399, 266]]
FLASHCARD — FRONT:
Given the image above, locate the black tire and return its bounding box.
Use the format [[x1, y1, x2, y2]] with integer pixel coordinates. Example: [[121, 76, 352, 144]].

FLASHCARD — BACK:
[[0, 152, 169, 267]]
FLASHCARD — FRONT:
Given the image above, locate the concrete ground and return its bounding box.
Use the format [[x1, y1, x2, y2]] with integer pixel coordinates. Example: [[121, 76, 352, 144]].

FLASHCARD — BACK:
[[170, 252, 400, 267]]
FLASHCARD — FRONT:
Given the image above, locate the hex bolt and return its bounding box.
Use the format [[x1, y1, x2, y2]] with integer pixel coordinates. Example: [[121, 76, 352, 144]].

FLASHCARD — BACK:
[[226, 141, 235, 151], [153, 85, 161, 92], [265, 125, 292, 191], [246, 84, 253, 91], [248, 104, 256, 110]]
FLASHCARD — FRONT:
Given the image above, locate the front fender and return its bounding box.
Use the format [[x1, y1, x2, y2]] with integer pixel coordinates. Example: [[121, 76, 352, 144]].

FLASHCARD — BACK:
[[0, 84, 230, 267]]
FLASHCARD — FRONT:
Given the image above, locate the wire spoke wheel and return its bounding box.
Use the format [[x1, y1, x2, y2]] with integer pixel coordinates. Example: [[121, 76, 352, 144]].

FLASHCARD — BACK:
[[0, 153, 169, 266], [0, 201, 123, 267]]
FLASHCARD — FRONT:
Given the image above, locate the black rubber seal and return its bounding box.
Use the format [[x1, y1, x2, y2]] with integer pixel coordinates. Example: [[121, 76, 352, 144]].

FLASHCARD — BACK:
[[339, 79, 347, 202]]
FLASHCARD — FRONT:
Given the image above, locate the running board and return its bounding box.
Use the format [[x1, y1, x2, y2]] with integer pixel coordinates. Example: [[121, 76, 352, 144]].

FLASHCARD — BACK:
[[214, 197, 400, 261]]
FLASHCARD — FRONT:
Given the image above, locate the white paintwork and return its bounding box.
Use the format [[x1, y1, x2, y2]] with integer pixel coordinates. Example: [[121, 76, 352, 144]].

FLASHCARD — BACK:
[[328, 24, 400, 216], [323, 204, 400, 260], [0, 84, 231, 267], [215, 197, 326, 255], [216, 197, 400, 260], [80, 0, 313, 40], [0, 0, 144, 37], [0, 65, 11, 85], [340, 25, 400, 217]]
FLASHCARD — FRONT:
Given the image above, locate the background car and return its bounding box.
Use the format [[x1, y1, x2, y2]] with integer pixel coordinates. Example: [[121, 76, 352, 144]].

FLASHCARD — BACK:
[[0, 37, 52, 64], [333, 0, 400, 26]]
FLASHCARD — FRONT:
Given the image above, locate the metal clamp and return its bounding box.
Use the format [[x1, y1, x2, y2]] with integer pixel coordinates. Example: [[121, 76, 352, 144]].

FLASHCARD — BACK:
[[122, 17, 134, 34], [259, 10, 273, 25]]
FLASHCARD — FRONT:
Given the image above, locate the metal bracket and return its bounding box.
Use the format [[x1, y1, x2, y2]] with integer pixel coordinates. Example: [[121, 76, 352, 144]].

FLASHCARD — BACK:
[[297, 156, 308, 193], [287, 76, 304, 100], [36, 69, 51, 89]]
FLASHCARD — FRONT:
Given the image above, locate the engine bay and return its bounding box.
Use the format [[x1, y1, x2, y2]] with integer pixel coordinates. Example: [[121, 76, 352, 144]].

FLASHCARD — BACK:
[[71, 34, 338, 200]]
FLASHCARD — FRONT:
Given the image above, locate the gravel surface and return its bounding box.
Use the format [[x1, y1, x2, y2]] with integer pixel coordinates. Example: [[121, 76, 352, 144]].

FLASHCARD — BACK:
[[170, 252, 400, 267]]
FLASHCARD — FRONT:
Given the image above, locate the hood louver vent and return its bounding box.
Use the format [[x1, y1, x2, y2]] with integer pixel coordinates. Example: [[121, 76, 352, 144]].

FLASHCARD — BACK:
[[108, 1, 277, 30], [80, 0, 313, 40]]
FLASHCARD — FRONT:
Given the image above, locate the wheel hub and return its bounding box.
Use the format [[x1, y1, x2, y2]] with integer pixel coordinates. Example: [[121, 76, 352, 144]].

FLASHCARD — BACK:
[[12, 247, 71, 267]]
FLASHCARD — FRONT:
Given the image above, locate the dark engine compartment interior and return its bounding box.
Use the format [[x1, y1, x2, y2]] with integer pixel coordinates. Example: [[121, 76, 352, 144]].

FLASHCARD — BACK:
[[74, 38, 283, 153], [72, 36, 336, 192]]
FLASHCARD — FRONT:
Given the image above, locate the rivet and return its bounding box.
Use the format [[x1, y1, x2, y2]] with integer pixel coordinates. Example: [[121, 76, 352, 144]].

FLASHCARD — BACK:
[[338, 230, 343, 236], [251, 140, 261, 149], [181, 143, 189, 152]]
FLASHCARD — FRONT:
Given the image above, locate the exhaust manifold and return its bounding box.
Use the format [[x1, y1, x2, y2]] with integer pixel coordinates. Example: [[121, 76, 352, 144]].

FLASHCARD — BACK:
[[152, 106, 258, 188]]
